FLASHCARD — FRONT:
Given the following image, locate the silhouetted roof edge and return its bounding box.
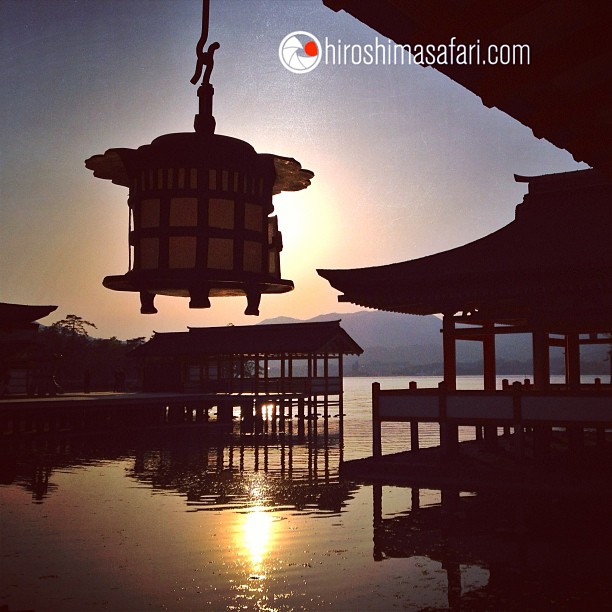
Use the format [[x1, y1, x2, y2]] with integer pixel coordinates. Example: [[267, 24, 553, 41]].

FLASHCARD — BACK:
[[133, 320, 363, 357], [317, 169, 612, 319]]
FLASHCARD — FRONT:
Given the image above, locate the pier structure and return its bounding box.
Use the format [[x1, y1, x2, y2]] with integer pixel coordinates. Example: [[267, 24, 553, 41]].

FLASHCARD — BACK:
[[132, 320, 362, 436], [321, 170, 612, 460], [1, 321, 362, 440]]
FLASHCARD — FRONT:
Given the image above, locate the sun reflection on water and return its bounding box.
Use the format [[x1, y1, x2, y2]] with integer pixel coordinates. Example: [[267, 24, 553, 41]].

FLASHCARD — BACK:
[[242, 506, 275, 575]]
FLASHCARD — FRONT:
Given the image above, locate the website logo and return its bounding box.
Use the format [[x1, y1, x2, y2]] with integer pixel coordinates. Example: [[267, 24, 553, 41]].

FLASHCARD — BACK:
[[279, 31, 322, 74]]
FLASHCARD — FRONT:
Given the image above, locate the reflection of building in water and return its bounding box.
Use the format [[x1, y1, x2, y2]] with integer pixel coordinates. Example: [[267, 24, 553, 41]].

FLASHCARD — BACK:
[[2, 419, 354, 512], [372, 484, 612, 610], [131, 421, 352, 513]]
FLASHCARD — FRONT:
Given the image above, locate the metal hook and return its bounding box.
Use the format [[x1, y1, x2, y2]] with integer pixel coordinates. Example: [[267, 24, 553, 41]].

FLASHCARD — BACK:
[[190, 0, 220, 86]]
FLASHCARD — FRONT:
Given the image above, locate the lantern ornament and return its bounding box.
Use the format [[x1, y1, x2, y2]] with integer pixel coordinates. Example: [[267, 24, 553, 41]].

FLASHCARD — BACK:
[[85, 1, 313, 316]]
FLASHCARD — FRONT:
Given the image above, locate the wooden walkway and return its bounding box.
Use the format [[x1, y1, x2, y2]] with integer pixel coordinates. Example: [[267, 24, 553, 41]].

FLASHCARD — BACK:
[[0, 391, 340, 437]]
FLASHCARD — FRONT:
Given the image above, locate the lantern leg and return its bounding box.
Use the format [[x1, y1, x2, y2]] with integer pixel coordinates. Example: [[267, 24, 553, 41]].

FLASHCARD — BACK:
[[189, 286, 211, 309], [244, 289, 261, 316], [140, 291, 158, 314]]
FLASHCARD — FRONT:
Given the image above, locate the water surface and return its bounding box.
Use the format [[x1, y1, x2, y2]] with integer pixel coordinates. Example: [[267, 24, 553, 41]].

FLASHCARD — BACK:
[[2, 376, 611, 610]]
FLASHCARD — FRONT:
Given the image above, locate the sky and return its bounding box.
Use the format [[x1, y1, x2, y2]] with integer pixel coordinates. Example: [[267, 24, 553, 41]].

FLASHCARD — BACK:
[[1, 0, 585, 340]]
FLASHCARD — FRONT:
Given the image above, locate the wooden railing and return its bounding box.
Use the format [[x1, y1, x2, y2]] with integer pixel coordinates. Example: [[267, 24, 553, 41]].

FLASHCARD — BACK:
[[372, 382, 612, 457]]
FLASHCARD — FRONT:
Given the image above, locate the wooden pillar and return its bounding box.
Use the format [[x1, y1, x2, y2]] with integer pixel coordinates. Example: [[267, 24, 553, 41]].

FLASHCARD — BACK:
[[410, 420, 419, 452], [441, 316, 458, 455], [439, 381, 457, 455], [565, 333, 581, 390], [442, 314, 457, 391], [532, 325, 551, 456], [323, 354, 329, 423], [280, 354, 286, 394], [411, 487, 420, 511], [297, 396, 305, 439], [532, 327, 550, 390], [338, 353, 344, 446], [512, 381, 524, 459], [254, 355, 260, 395], [264, 354, 269, 394], [483, 322, 496, 390], [307, 353, 312, 397], [373, 484, 383, 561], [373, 382, 382, 458], [483, 322, 497, 447]]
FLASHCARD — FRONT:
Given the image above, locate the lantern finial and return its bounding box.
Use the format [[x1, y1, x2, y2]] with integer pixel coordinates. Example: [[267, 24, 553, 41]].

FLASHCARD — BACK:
[[191, 0, 220, 135]]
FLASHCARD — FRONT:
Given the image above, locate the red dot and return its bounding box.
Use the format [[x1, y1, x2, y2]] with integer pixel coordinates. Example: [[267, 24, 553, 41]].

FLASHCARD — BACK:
[[304, 41, 318, 56]]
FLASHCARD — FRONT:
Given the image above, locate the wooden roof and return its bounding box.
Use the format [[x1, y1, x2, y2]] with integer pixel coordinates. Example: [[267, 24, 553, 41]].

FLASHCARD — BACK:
[[318, 170, 612, 327], [133, 320, 363, 358], [324, 0, 612, 176], [0, 302, 58, 331]]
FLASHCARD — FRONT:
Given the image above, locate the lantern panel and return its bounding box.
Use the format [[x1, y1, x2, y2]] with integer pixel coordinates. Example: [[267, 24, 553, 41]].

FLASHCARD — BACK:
[[140, 238, 159, 269], [244, 202, 263, 232], [170, 197, 198, 226], [267, 216, 277, 244], [268, 251, 277, 275], [208, 237, 234, 269], [208, 198, 235, 229], [189, 168, 198, 189], [243, 240, 263, 273], [208, 169, 217, 190], [140, 199, 160, 228], [168, 237, 197, 268]]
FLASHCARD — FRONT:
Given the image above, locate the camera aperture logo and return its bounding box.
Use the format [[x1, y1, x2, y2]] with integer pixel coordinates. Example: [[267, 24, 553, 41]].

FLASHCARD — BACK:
[[279, 31, 321, 73]]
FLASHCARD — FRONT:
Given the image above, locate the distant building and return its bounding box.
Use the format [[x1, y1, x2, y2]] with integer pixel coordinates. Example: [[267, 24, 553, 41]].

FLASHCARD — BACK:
[[0, 302, 58, 396], [132, 320, 363, 395]]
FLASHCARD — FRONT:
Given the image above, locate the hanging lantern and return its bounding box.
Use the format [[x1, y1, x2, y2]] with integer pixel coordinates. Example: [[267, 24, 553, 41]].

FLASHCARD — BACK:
[[85, 2, 312, 316]]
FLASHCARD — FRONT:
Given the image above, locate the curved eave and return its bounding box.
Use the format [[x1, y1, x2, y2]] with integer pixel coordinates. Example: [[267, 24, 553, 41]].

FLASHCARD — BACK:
[[85, 144, 314, 194], [85, 149, 134, 187], [0, 303, 58, 328], [270, 155, 314, 194], [318, 188, 612, 316]]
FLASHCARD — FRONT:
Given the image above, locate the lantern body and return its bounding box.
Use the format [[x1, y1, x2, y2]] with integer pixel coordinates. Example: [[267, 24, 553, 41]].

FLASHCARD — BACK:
[[86, 132, 310, 314]]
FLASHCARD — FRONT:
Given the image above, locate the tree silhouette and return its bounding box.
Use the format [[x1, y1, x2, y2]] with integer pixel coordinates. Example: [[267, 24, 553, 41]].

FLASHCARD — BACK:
[[52, 314, 97, 339]]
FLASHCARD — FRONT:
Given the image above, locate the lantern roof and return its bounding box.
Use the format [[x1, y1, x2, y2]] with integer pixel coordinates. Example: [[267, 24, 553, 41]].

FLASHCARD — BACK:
[[85, 133, 313, 195]]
